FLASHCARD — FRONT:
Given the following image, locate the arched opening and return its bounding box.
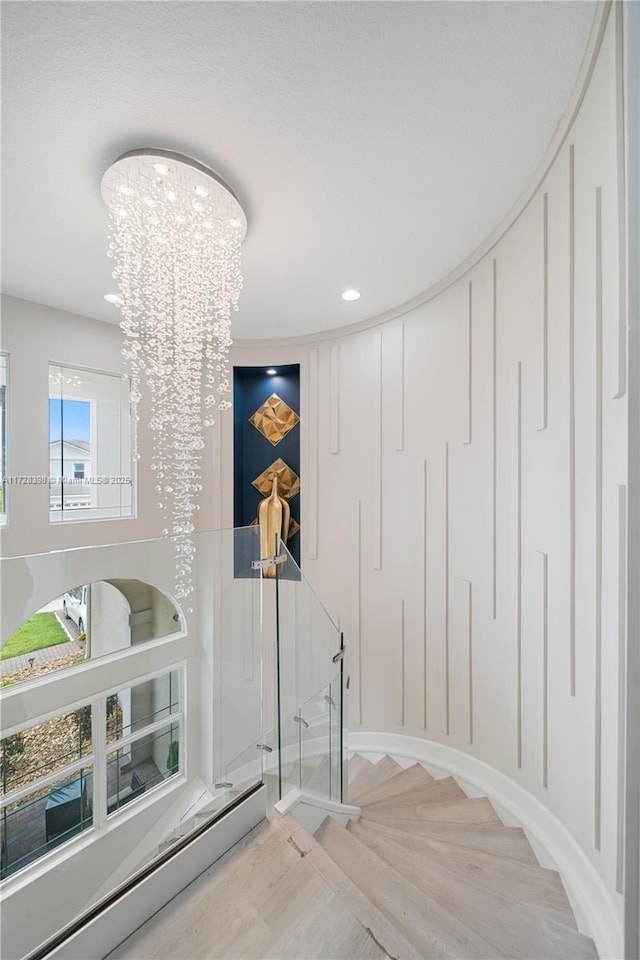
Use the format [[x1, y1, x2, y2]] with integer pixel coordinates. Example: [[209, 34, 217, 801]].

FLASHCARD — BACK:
[[0, 579, 182, 688]]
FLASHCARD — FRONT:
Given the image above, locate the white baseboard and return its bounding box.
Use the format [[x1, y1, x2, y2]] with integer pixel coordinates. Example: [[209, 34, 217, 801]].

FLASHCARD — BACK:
[[349, 731, 624, 960]]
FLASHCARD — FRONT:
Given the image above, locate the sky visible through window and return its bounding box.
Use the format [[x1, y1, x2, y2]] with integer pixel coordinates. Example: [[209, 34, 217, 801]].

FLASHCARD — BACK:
[[49, 399, 91, 443]]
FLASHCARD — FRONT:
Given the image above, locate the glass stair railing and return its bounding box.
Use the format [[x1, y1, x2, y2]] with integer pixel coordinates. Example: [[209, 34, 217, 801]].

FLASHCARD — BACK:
[[274, 537, 345, 807]]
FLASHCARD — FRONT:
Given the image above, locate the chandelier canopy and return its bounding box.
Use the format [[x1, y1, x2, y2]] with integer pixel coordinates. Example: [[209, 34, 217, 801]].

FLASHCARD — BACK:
[[102, 149, 247, 601]]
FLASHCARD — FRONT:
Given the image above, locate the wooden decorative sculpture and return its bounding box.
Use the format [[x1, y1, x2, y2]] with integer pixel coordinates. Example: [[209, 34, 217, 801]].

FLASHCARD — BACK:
[[258, 476, 290, 578]]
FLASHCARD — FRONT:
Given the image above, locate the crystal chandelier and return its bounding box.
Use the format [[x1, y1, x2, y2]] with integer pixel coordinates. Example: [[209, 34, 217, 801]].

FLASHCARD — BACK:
[[102, 149, 247, 602]]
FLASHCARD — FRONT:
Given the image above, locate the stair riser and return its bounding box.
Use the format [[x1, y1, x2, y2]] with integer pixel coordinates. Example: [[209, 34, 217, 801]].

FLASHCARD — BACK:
[[350, 762, 436, 805], [348, 756, 403, 801], [355, 817, 539, 863], [360, 777, 466, 811], [362, 797, 502, 824]]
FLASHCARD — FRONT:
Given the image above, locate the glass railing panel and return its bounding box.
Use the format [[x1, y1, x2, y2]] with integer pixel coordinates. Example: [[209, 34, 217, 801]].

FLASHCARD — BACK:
[[275, 538, 344, 802], [299, 686, 330, 799], [209, 525, 264, 803], [1, 764, 93, 880], [329, 672, 343, 804], [298, 670, 342, 804], [222, 738, 265, 797]]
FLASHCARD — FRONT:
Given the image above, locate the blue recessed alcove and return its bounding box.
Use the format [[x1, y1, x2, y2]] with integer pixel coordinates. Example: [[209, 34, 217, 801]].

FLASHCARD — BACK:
[[233, 364, 301, 569]]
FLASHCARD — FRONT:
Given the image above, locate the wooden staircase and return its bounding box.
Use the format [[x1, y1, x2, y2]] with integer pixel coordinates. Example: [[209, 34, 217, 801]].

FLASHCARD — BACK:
[[107, 754, 599, 959]]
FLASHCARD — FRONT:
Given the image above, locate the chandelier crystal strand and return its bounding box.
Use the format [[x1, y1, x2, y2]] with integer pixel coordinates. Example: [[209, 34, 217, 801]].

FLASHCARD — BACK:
[[103, 151, 246, 603]]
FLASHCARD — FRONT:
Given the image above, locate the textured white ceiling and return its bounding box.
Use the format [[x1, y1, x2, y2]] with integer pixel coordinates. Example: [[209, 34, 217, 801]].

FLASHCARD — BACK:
[[1, 1, 596, 340]]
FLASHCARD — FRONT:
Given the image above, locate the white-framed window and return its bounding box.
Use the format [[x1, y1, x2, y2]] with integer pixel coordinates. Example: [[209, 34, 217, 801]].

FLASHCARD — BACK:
[[0, 353, 7, 524], [48, 363, 134, 522], [0, 668, 184, 881], [0, 709, 94, 880], [106, 670, 182, 817]]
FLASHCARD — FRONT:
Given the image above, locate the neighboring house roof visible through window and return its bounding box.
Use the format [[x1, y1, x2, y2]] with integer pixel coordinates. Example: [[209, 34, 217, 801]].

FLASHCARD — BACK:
[[49, 439, 90, 453]]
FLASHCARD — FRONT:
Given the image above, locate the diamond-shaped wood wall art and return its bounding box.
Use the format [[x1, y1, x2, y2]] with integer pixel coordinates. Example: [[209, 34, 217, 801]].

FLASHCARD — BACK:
[[252, 458, 300, 500], [287, 517, 301, 538], [249, 393, 300, 446]]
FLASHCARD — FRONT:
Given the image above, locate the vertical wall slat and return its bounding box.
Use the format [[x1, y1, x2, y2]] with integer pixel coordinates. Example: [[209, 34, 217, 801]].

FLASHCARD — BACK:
[[569, 144, 577, 697], [491, 258, 498, 619], [516, 361, 523, 769], [539, 551, 549, 788], [595, 186, 603, 851], [372, 332, 383, 570], [351, 498, 362, 725], [465, 281, 473, 445], [614, 0, 627, 400], [538, 192, 549, 431], [396, 598, 405, 727], [330, 344, 340, 455], [392, 323, 405, 452], [444, 440, 450, 736], [418, 457, 428, 730], [616, 484, 627, 891], [308, 348, 319, 560], [464, 579, 474, 745]]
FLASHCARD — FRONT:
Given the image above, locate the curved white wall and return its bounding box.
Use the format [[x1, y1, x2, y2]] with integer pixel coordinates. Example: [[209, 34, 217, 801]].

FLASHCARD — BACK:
[[229, 3, 627, 943]]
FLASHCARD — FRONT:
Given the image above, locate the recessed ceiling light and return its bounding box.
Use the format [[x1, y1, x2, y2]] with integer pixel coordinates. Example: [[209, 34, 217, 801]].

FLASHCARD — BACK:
[[341, 289, 360, 301], [266, 368, 277, 375], [104, 293, 121, 305]]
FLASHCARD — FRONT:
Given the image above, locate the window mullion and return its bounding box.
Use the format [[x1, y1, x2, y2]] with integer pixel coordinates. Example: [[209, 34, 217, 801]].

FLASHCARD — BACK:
[[0, 753, 94, 810], [114, 711, 184, 754], [92, 697, 107, 829]]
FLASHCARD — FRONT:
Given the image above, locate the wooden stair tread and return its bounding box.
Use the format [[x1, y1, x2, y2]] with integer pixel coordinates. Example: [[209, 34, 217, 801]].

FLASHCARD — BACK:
[[344, 820, 597, 958], [317, 815, 503, 958], [348, 755, 402, 801], [273, 814, 421, 960], [351, 762, 436, 805], [360, 775, 466, 810], [355, 815, 539, 863], [362, 794, 500, 824], [108, 819, 387, 960], [349, 819, 576, 924], [261, 872, 386, 958]]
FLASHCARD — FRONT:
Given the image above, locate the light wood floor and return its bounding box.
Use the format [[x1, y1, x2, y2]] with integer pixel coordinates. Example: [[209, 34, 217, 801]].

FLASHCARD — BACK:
[[107, 756, 598, 959]]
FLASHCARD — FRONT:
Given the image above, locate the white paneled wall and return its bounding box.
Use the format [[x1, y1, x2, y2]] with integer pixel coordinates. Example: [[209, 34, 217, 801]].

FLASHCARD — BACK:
[[230, 3, 626, 922]]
